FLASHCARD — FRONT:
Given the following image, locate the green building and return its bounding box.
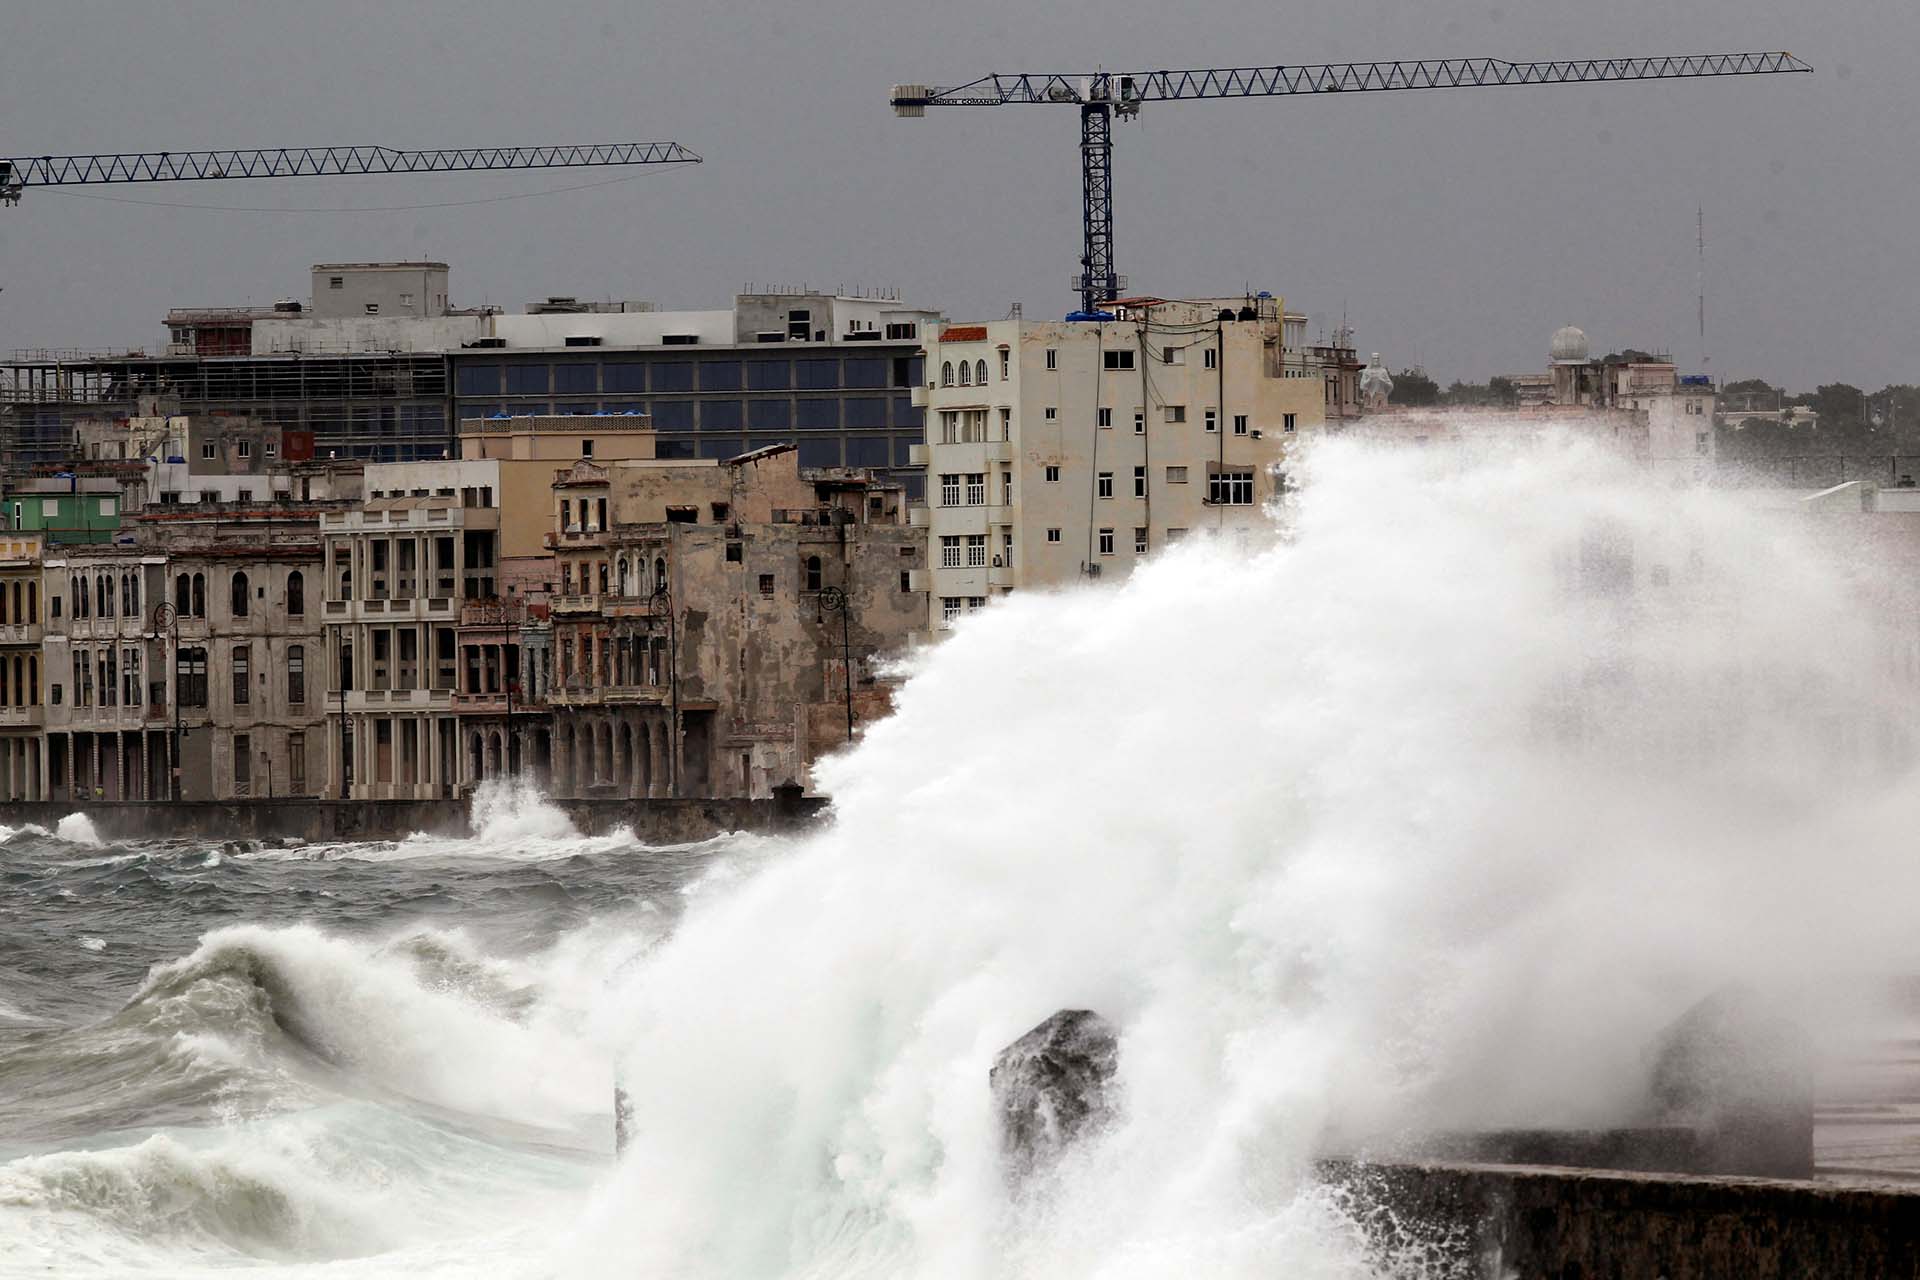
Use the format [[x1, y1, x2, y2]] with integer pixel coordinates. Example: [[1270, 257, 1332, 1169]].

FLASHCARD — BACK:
[[3, 486, 123, 545]]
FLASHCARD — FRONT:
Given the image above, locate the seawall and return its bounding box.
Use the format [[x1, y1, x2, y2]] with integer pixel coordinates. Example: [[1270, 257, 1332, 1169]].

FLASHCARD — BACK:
[[0, 795, 828, 843], [1323, 1160, 1920, 1279]]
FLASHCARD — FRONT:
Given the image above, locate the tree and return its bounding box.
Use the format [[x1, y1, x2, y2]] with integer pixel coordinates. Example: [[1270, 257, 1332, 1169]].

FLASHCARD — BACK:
[[1395, 367, 1441, 407], [1488, 376, 1518, 408]]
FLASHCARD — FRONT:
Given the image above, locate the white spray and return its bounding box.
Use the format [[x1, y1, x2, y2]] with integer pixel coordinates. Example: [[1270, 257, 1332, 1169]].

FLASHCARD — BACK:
[[562, 433, 1920, 1278]]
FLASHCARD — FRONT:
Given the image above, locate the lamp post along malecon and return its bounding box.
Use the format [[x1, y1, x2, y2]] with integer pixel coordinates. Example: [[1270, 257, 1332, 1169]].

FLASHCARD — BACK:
[[650, 583, 679, 797], [151, 602, 179, 800], [817, 585, 855, 741]]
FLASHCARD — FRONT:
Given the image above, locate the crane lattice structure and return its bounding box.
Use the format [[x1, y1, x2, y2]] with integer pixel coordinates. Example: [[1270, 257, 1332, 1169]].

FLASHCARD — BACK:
[[0, 141, 701, 206], [892, 53, 1811, 314]]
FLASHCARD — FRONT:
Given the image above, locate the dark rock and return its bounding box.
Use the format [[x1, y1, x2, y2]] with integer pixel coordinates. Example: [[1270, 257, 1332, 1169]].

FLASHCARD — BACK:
[[1647, 984, 1814, 1178], [990, 1009, 1117, 1179]]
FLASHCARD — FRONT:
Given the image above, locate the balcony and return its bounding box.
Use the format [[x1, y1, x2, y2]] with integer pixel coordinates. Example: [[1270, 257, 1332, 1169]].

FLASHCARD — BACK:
[[908, 443, 930, 466], [550, 594, 602, 615], [0, 623, 42, 646], [989, 559, 1015, 588], [0, 705, 43, 728], [460, 600, 524, 627], [907, 504, 931, 528], [452, 691, 511, 714]]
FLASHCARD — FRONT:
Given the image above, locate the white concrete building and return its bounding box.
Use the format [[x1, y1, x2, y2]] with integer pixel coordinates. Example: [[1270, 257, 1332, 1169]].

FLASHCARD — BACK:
[[913, 297, 1323, 628]]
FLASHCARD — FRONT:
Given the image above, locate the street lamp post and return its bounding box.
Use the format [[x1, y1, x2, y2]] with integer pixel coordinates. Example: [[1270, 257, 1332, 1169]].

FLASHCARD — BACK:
[[151, 602, 179, 800], [816, 585, 855, 742], [649, 583, 678, 797]]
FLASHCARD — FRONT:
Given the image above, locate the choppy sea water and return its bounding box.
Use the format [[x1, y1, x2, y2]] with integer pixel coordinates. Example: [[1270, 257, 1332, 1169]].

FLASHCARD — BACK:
[[0, 785, 771, 1277]]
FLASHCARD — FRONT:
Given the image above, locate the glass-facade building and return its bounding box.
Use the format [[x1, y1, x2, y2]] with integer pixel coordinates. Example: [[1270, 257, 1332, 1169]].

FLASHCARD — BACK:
[[450, 346, 925, 492]]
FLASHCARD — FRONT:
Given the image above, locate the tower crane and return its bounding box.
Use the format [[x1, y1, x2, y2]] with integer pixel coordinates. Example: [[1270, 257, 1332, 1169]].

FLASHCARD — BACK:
[[891, 53, 1811, 315], [0, 141, 700, 207]]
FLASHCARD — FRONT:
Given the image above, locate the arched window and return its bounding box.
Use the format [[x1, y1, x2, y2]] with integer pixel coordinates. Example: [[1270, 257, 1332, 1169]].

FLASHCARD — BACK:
[[191, 573, 206, 619], [175, 573, 190, 615], [941, 361, 954, 388], [96, 574, 112, 619], [72, 573, 88, 619], [26, 582, 36, 624], [286, 571, 304, 616], [654, 557, 667, 593], [805, 555, 822, 592], [287, 645, 305, 704], [975, 359, 988, 385], [617, 559, 630, 597], [958, 361, 971, 386], [231, 572, 250, 618]]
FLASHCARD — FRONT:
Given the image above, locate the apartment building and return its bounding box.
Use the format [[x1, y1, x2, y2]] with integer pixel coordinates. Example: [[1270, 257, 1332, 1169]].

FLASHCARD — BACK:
[[915, 296, 1322, 628], [0, 534, 46, 799], [545, 445, 923, 798]]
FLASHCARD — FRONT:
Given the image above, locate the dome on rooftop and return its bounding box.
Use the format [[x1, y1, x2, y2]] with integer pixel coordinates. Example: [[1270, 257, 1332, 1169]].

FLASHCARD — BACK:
[[1550, 325, 1590, 363]]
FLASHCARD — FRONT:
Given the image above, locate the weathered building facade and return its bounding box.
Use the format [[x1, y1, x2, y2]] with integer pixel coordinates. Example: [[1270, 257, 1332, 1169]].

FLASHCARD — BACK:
[[545, 446, 923, 799], [0, 533, 46, 799]]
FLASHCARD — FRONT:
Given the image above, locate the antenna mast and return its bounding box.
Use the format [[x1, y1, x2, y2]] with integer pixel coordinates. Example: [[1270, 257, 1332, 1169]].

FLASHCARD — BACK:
[[1697, 206, 1708, 369]]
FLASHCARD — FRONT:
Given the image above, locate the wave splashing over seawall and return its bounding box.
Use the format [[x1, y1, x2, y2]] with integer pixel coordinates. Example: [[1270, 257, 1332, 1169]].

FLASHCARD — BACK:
[[568, 434, 1920, 1277]]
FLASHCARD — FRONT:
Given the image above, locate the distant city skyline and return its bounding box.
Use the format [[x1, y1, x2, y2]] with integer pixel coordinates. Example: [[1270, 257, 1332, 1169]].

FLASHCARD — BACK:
[[0, 0, 1901, 390]]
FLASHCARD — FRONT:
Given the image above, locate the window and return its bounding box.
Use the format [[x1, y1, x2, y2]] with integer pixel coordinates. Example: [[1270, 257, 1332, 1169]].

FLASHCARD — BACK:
[[1046, 528, 1061, 543], [805, 556, 823, 591], [582, 439, 594, 458], [1165, 405, 1187, 423], [1134, 465, 1147, 497], [1283, 413, 1296, 433], [958, 361, 972, 387], [123, 648, 141, 706], [940, 473, 962, 506], [1167, 528, 1187, 543], [288, 646, 305, 705], [328, 276, 344, 289], [941, 596, 963, 624], [1044, 406, 1057, 422], [758, 573, 775, 598], [886, 322, 919, 341], [998, 350, 1010, 379], [231, 572, 249, 618], [965, 534, 987, 568], [41, 499, 58, 519], [1135, 527, 1149, 554], [999, 407, 1012, 440], [1205, 409, 1218, 433], [1098, 408, 1113, 428], [1044, 465, 1061, 483], [1045, 348, 1058, 370], [900, 571, 912, 592], [1098, 528, 1115, 555], [365, 303, 380, 316], [98, 497, 115, 516], [287, 571, 304, 616], [1097, 472, 1114, 499], [232, 645, 250, 705], [1103, 350, 1135, 371], [201, 442, 216, 461], [1204, 347, 1218, 370], [961, 409, 988, 442], [965, 474, 986, 505], [178, 647, 208, 708], [975, 359, 988, 385], [236, 440, 251, 459], [400, 292, 414, 308], [234, 735, 251, 794], [1162, 345, 1181, 365], [940, 536, 962, 569], [1208, 467, 1256, 505], [941, 361, 954, 387], [1133, 411, 1145, 435], [290, 734, 306, 794], [939, 410, 959, 444], [1234, 414, 1249, 436], [1167, 466, 1189, 484]]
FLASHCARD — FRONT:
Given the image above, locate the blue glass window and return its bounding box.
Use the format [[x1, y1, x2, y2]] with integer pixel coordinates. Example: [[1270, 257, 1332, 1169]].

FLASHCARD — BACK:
[[556, 400, 599, 416], [603, 362, 647, 393], [847, 436, 890, 467], [747, 360, 790, 390], [456, 364, 502, 396], [843, 358, 887, 389], [505, 364, 550, 396], [796, 398, 839, 429], [798, 437, 842, 467], [701, 400, 741, 431], [655, 437, 696, 459], [796, 359, 838, 390], [893, 396, 922, 429], [845, 398, 887, 429], [651, 402, 694, 431], [699, 436, 743, 459], [894, 435, 918, 465], [749, 400, 791, 431], [555, 364, 597, 395], [700, 361, 741, 391], [653, 363, 694, 392], [604, 402, 647, 416]]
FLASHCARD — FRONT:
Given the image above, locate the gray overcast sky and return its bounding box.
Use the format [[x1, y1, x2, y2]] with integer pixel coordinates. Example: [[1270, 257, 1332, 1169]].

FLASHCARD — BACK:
[[0, 0, 1903, 390]]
